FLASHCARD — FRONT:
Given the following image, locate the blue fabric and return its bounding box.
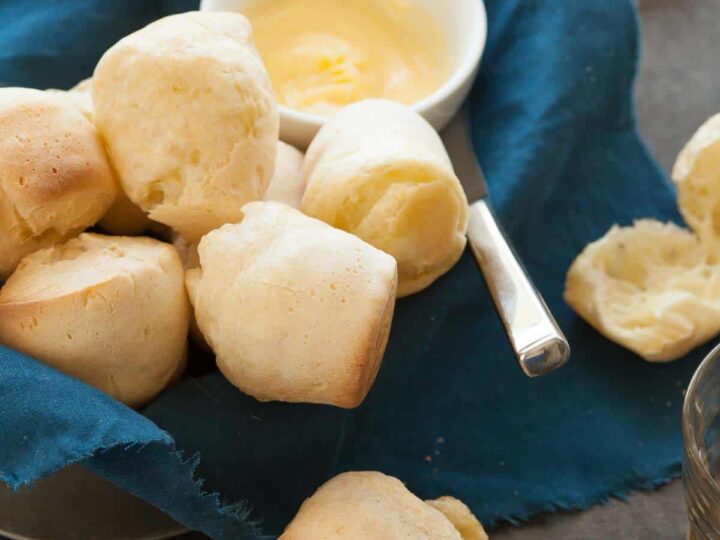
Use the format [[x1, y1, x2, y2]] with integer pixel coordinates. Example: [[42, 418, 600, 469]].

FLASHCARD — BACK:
[[0, 0, 702, 538]]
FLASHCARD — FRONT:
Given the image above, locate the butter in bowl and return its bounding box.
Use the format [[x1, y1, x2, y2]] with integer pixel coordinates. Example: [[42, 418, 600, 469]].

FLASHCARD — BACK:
[[200, 0, 487, 148]]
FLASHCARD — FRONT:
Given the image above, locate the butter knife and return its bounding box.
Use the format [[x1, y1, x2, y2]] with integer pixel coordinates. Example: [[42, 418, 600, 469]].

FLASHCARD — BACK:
[[443, 111, 570, 377]]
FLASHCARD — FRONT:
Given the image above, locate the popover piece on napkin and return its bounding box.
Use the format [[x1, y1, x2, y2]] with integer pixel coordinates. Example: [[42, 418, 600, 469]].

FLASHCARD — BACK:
[[672, 113, 720, 261], [566, 113, 720, 362], [0, 233, 190, 407], [186, 201, 397, 408], [565, 220, 720, 362]]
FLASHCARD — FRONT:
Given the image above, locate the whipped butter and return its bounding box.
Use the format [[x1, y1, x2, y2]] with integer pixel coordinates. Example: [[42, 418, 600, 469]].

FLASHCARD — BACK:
[[244, 0, 450, 116]]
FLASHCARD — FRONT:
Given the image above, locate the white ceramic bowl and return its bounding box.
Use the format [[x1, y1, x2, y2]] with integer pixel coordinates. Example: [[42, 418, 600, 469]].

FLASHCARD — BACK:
[[200, 0, 487, 148]]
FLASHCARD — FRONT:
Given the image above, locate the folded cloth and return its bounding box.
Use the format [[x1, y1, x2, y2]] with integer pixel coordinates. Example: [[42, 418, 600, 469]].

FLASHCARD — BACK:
[[0, 0, 701, 538]]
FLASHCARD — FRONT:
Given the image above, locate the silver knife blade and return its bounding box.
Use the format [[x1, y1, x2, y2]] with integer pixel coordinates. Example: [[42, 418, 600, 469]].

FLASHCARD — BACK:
[[441, 107, 488, 202]]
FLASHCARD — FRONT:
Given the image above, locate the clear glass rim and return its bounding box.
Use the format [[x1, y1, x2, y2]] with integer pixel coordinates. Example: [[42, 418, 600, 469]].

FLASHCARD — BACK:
[[683, 341, 720, 500]]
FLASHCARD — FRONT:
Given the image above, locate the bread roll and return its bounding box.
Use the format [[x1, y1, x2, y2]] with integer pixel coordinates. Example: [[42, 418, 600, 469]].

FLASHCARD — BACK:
[[171, 233, 207, 350], [280, 471, 484, 540], [426, 497, 488, 540], [46, 78, 93, 121], [98, 189, 160, 236], [93, 12, 278, 241], [172, 233, 200, 270], [186, 201, 397, 408], [0, 233, 190, 407], [0, 88, 116, 278], [49, 78, 159, 236], [66, 78, 93, 121], [301, 99, 468, 296], [672, 113, 720, 260], [565, 220, 720, 362], [263, 141, 305, 209]]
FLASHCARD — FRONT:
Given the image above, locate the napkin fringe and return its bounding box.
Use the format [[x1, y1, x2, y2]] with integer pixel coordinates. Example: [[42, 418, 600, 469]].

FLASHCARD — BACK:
[[490, 462, 680, 526]]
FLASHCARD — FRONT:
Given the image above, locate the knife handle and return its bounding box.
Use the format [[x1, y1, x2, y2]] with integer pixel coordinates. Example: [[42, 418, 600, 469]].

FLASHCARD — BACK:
[[467, 199, 570, 376]]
